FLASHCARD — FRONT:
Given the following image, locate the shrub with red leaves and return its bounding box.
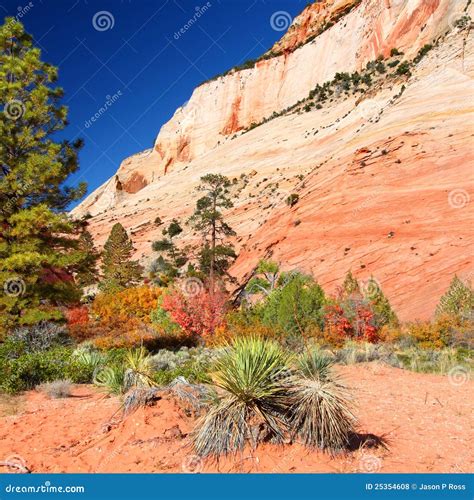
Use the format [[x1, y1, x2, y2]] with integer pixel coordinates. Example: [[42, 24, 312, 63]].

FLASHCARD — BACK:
[[65, 306, 89, 326], [324, 299, 380, 344], [162, 287, 228, 339]]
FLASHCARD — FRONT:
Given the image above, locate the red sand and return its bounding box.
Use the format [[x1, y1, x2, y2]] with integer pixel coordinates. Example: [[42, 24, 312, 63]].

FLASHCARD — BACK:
[[0, 363, 472, 473]]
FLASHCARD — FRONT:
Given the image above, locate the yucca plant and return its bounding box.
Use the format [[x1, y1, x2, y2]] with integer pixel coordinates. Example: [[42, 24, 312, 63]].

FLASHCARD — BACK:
[[72, 347, 105, 373], [290, 350, 357, 451], [193, 337, 293, 457], [123, 347, 156, 391], [94, 366, 126, 395]]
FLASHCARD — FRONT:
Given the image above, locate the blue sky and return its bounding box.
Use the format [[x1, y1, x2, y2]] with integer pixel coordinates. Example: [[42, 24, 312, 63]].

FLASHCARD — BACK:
[[0, 0, 310, 207]]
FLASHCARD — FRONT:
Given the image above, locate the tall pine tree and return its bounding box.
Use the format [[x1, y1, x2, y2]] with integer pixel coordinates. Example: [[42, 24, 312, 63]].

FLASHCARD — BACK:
[[0, 19, 89, 334], [188, 174, 236, 291], [100, 223, 142, 292]]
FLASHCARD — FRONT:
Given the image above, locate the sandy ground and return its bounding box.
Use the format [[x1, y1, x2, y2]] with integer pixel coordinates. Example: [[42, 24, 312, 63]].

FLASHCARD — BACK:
[[0, 363, 472, 473]]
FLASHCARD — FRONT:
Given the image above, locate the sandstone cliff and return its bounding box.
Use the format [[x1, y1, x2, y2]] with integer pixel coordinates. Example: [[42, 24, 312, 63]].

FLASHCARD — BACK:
[[72, 0, 474, 320]]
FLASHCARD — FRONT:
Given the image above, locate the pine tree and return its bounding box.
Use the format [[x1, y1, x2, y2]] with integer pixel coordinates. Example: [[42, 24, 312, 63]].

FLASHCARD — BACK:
[[150, 219, 187, 284], [100, 223, 142, 292], [188, 174, 236, 291], [342, 270, 361, 297], [0, 19, 88, 334], [436, 275, 474, 320], [365, 276, 398, 327], [75, 227, 100, 287]]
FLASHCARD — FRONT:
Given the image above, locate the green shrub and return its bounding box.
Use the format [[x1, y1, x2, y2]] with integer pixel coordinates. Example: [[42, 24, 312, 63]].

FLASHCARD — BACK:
[[123, 347, 155, 390], [0, 346, 92, 394], [193, 338, 358, 457], [414, 44, 433, 63], [153, 360, 212, 386], [150, 298, 181, 335], [261, 273, 326, 337], [286, 193, 299, 207], [94, 365, 126, 395], [396, 62, 411, 76]]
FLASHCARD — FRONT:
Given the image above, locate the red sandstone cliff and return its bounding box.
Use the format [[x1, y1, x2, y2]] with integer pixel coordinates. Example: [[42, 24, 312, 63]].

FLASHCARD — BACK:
[[72, 0, 474, 320]]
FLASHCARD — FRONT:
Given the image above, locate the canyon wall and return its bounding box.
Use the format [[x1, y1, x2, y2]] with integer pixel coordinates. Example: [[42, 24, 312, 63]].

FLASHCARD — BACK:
[[72, 0, 474, 320]]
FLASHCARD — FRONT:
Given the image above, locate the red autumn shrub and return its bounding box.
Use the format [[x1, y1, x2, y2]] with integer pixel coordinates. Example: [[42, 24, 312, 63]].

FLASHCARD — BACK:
[[324, 298, 380, 345], [65, 306, 89, 326], [162, 287, 228, 339]]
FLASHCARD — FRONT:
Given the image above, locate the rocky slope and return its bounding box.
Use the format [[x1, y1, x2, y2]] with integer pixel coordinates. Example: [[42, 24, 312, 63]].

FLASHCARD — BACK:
[[72, 0, 474, 321]]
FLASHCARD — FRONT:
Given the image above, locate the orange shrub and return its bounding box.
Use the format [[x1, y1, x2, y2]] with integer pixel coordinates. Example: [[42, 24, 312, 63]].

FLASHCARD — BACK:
[[209, 319, 281, 347], [91, 320, 158, 350], [91, 286, 162, 324]]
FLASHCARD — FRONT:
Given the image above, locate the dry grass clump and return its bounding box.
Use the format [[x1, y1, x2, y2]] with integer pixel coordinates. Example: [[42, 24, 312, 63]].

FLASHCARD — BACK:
[[37, 379, 73, 399]]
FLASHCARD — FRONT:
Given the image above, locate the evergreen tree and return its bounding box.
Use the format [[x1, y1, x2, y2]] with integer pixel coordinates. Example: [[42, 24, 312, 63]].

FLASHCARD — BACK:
[[150, 219, 187, 284], [364, 276, 398, 327], [100, 223, 142, 292], [188, 174, 236, 290], [0, 19, 88, 333], [436, 275, 474, 320], [75, 228, 100, 287], [342, 270, 361, 297]]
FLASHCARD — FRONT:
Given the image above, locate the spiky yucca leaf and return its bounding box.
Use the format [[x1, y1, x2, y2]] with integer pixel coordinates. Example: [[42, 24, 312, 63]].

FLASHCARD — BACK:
[[124, 347, 156, 391], [298, 349, 333, 382], [193, 337, 293, 457], [94, 366, 126, 395], [193, 397, 250, 457], [290, 350, 356, 451]]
